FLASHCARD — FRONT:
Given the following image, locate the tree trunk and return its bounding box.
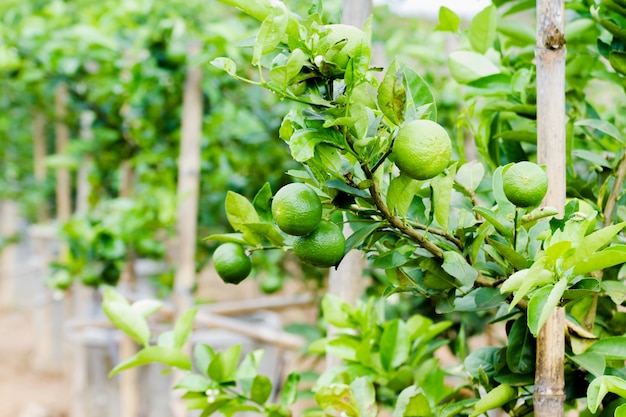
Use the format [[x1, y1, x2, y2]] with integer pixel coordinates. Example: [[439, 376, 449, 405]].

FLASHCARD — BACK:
[[534, 0, 567, 415]]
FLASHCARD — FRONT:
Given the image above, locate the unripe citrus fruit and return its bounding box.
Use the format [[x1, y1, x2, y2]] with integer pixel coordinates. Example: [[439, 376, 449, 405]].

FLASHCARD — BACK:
[[392, 119, 452, 180], [213, 243, 252, 284], [272, 183, 322, 236], [315, 24, 369, 77], [502, 161, 548, 208], [293, 220, 346, 268]]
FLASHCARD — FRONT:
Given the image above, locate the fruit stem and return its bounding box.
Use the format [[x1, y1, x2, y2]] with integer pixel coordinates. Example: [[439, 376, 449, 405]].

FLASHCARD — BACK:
[[513, 208, 520, 252]]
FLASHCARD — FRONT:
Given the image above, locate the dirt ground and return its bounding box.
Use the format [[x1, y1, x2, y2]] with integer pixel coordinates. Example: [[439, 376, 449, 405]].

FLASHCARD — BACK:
[[0, 308, 70, 417]]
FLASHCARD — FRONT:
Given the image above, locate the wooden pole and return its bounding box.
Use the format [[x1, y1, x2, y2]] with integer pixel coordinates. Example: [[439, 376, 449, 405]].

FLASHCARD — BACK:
[[325, 0, 371, 370], [171, 41, 203, 417], [0, 201, 18, 309], [33, 109, 49, 223], [173, 40, 203, 316], [55, 84, 72, 223], [534, 0, 566, 415]]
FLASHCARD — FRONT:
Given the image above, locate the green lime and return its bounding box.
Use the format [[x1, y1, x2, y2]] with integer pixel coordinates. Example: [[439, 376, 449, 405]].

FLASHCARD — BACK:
[[502, 161, 548, 208], [392, 119, 452, 180], [260, 275, 283, 294], [316, 24, 369, 75], [213, 243, 252, 284], [293, 220, 346, 268], [272, 183, 322, 236]]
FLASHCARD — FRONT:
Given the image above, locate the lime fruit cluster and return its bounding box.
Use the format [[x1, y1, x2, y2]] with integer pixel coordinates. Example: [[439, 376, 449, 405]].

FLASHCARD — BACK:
[[272, 183, 346, 268], [272, 183, 322, 236], [502, 161, 548, 208], [213, 242, 252, 284], [392, 119, 452, 181]]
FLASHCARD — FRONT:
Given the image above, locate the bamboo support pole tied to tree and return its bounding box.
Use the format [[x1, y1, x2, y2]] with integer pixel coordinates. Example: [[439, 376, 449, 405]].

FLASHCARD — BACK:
[[535, 0, 567, 415], [325, 0, 372, 370]]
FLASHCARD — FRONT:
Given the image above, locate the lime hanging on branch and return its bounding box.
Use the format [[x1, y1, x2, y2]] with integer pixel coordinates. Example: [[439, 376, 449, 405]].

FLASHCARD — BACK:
[[293, 220, 346, 268], [271, 183, 322, 236], [213, 243, 252, 284], [314, 24, 370, 77], [392, 119, 452, 181], [502, 161, 548, 208]]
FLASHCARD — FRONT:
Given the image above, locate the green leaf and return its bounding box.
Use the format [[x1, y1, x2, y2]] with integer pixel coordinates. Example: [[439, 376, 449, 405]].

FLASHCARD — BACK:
[[252, 2, 289, 65], [174, 374, 212, 392], [587, 337, 626, 360], [102, 288, 151, 347], [576, 119, 624, 144], [468, 5, 497, 53], [432, 163, 456, 231], [280, 372, 300, 407], [380, 319, 410, 371], [387, 174, 419, 218], [448, 51, 500, 84], [173, 308, 197, 350], [314, 383, 359, 416], [377, 59, 406, 126], [404, 67, 437, 121], [473, 207, 513, 238], [587, 375, 626, 413], [456, 161, 485, 192], [210, 57, 237, 77], [568, 352, 605, 378], [253, 182, 273, 223], [572, 247, 626, 276], [506, 316, 535, 374], [250, 374, 273, 404], [563, 222, 626, 271], [194, 344, 215, 376], [131, 299, 163, 318], [235, 349, 264, 380], [321, 294, 354, 328], [442, 251, 478, 288], [288, 128, 344, 162], [225, 191, 261, 233], [202, 233, 247, 244], [488, 238, 527, 271], [208, 344, 242, 383], [610, 50, 626, 76], [497, 20, 535, 44], [351, 377, 378, 417], [436, 6, 460, 32], [217, 0, 273, 22], [527, 278, 568, 337], [109, 346, 191, 377], [393, 386, 431, 417], [602, 280, 626, 305], [344, 221, 383, 253]]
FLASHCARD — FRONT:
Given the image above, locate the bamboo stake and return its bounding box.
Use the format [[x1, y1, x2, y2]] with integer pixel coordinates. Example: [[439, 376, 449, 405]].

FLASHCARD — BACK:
[[33, 109, 49, 223], [325, 0, 372, 370], [534, 0, 567, 415], [0, 201, 18, 309], [55, 84, 72, 223], [171, 41, 204, 417]]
